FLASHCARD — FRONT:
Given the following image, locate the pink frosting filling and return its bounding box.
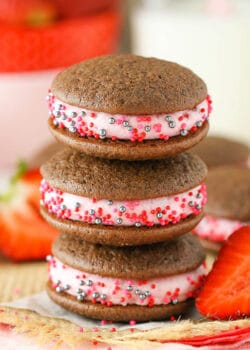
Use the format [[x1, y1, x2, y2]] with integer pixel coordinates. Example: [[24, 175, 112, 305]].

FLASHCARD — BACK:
[[48, 257, 207, 306], [40, 180, 207, 227], [193, 215, 247, 242], [47, 92, 212, 142]]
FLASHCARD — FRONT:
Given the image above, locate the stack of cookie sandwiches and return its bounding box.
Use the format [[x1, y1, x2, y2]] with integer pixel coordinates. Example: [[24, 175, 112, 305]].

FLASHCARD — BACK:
[[40, 55, 212, 322]]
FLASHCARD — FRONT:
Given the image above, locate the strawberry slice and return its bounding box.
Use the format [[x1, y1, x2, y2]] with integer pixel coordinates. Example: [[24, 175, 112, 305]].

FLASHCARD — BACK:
[[196, 226, 250, 319], [0, 162, 58, 261]]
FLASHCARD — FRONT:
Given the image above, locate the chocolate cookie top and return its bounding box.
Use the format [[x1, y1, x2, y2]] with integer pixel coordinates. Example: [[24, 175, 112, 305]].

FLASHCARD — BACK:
[[53, 233, 205, 279], [51, 54, 207, 115], [206, 167, 250, 221], [191, 136, 249, 168], [41, 149, 207, 200]]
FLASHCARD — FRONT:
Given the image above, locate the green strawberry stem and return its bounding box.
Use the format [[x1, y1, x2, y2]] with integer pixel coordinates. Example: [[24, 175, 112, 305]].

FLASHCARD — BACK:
[[0, 160, 27, 202]]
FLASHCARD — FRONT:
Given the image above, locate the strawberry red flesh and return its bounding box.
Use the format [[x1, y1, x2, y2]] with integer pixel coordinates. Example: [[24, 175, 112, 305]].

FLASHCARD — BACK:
[[0, 164, 58, 261], [196, 226, 250, 319]]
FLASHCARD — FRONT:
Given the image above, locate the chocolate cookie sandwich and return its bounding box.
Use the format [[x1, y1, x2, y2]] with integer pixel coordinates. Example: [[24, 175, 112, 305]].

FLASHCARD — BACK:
[[191, 136, 249, 169], [193, 167, 250, 251], [47, 233, 207, 322], [47, 54, 212, 160], [40, 149, 207, 246]]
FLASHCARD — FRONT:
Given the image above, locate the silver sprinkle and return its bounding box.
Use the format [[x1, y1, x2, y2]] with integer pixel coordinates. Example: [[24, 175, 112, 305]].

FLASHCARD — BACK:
[[55, 111, 61, 118], [196, 193, 202, 199], [107, 200, 113, 206], [53, 120, 59, 126], [188, 201, 194, 207], [127, 285, 133, 291], [180, 129, 188, 136], [86, 280, 93, 286], [108, 117, 115, 124], [65, 284, 71, 290], [135, 222, 141, 227], [196, 204, 202, 210], [80, 280, 85, 286], [89, 209, 95, 215], [139, 293, 146, 300], [92, 292, 99, 299], [46, 255, 52, 262], [70, 121, 76, 126], [165, 116, 172, 122], [75, 202, 81, 208], [168, 121, 176, 128], [61, 204, 67, 210], [196, 121, 202, 128], [77, 294, 85, 301], [172, 299, 178, 305], [57, 280, 61, 285], [69, 126, 76, 133], [71, 111, 77, 118], [119, 206, 126, 213], [145, 291, 151, 297], [145, 126, 151, 132], [116, 218, 123, 224], [128, 126, 133, 131], [100, 293, 107, 300], [56, 286, 63, 293], [77, 288, 83, 294], [123, 121, 129, 127], [95, 217, 102, 225], [81, 110, 86, 116], [99, 129, 106, 139], [135, 289, 141, 295], [156, 212, 163, 218], [61, 114, 67, 120]]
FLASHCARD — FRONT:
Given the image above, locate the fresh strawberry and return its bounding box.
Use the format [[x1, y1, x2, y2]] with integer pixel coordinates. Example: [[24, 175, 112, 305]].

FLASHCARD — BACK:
[[196, 226, 250, 319], [53, 0, 118, 18], [0, 161, 58, 261], [0, 0, 57, 26]]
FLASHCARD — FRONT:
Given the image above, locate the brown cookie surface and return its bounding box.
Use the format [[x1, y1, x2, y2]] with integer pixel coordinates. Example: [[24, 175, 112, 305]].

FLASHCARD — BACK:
[[47, 282, 193, 322], [205, 167, 250, 221], [191, 136, 249, 168], [41, 149, 207, 200], [41, 206, 203, 246], [49, 119, 209, 161], [52, 233, 205, 279], [51, 54, 207, 115]]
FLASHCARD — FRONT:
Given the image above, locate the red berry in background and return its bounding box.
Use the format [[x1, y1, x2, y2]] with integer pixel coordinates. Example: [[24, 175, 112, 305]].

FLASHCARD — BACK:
[[0, 162, 59, 261], [0, 0, 57, 26]]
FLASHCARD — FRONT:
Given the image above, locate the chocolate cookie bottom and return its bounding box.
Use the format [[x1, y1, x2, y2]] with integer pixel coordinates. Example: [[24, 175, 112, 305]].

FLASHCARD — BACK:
[[48, 119, 209, 161], [47, 281, 193, 322], [41, 206, 204, 246]]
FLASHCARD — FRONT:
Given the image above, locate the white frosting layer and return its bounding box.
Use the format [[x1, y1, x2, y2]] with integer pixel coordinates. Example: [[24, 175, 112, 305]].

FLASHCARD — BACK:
[[193, 214, 246, 242], [49, 257, 207, 306], [40, 180, 207, 227], [47, 93, 212, 141]]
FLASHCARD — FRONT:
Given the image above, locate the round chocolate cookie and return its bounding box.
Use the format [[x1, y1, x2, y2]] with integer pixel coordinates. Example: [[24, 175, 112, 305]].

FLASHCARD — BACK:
[[191, 136, 249, 168], [40, 149, 207, 245], [47, 54, 211, 160], [206, 167, 250, 221], [193, 166, 250, 249], [47, 233, 206, 322]]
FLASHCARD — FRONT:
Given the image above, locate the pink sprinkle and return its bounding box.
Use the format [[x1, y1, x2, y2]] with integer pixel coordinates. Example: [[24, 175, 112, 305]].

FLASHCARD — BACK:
[[129, 320, 136, 326], [79, 327, 84, 333], [101, 320, 107, 325]]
